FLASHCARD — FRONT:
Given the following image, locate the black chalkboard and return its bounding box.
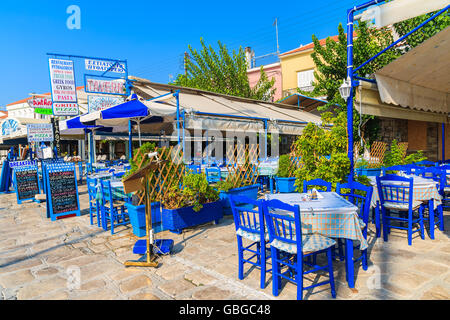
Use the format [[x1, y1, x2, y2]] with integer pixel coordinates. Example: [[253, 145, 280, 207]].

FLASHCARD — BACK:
[[15, 167, 40, 201], [48, 170, 79, 215]]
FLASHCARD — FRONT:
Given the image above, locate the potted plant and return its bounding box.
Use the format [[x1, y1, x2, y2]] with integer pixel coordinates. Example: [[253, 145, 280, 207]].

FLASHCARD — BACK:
[[160, 173, 223, 234], [216, 167, 259, 215], [274, 154, 297, 193]]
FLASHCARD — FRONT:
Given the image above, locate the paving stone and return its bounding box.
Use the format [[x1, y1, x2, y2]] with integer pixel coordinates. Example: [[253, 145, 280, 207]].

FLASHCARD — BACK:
[[129, 291, 161, 300], [184, 270, 217, 286], [108, 268, 142, 281], [0, 269, 35, 288], [419, 285, 450, 300], [158, 279, 196, 298], [74, 288, 120, 300], [79, 279, 106, 291], [34, 267, 60, 278], [0, 257, 43, 274], [386, 271, 431, 291], [412, 262, 448, 276], [191, 286, 232, 300], [17, 276, 67, 300], [156, 262, 191, 281], [38, 290, 69, 300], [119, 275, 152, 294]]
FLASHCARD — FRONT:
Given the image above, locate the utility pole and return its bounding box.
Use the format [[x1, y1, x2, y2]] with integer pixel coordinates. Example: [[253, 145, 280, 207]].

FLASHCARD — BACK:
[[274, 18, 280, 55]]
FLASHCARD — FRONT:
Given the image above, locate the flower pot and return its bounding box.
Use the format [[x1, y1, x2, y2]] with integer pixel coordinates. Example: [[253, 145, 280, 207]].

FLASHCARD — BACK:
[[274, 177, 297, 193], [356, 168, 382, 177], [162, 200, 223, 234], [219, 184, 259, 215], [125, 202, 165, 237]]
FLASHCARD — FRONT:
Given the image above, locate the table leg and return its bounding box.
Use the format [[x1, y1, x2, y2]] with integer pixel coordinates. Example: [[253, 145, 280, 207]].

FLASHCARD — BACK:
[[429, 199, 434, 240], [345, 239, 354, 288], [270, 177, 274, 194], [375, 202, 381, 238]]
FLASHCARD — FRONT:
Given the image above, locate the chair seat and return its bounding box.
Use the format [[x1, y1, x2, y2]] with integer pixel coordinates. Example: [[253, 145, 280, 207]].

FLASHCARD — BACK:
[[104, 200, 126, 208], [236, 228, 269, 242], [270, 234, 336, 254], [383, 200, 422, 211]]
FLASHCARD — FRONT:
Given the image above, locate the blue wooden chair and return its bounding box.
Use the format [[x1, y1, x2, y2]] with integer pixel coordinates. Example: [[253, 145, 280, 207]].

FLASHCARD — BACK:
[[420, 167, 445, 238], [87, 177, 101, 227], [262, 199, 336, 300], [303, 178, 332, 193], [205, 167, 221, 183], [229, 195, 270, 289], [100, 180, 129, 234], [77, 162, 84, 185], [186, 164, 201, 174], [414, 160, 436, 167], [376, 175, 425, 245], [336, 181, 374, 270]]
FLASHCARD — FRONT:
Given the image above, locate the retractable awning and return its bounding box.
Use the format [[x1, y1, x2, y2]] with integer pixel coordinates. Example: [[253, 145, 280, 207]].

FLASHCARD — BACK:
[[374, 26, 450, 116]]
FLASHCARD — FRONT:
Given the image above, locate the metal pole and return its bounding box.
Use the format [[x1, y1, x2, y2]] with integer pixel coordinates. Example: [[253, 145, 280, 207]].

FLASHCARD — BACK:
[[176, 92, 181, 144], [128, 120, 133, 159], [347, 8, 355, 182], [442, 123, 446, 161]]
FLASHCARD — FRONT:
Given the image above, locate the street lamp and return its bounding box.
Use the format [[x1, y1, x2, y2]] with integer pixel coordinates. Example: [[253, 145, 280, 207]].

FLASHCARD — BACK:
[[339, 77, 352, 101]]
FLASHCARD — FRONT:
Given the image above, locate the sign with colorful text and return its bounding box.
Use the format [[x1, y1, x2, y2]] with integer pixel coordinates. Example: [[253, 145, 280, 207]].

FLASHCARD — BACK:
[[48, 58, 77, 103], [85, 76, 126, 95], [27, 97, 53, 115], [88, 95, 124, 113], [52, 102, 79, 116], [26, 123, 54, 143], [85, 59, 126, 73]]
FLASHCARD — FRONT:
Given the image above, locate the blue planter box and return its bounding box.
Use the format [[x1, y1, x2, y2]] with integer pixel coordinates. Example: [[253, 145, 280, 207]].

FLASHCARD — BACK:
[[356, 168, 382, 177], [162, 201, 223, 234], [219, 184, 259, 215], [125, 202, 165, 237], [274, 177, 297, 193]]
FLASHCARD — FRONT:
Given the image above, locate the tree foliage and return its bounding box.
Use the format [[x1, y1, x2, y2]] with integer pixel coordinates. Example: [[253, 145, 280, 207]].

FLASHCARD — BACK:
[[173, 38, 275, 101], [394, 8, 450, 50]]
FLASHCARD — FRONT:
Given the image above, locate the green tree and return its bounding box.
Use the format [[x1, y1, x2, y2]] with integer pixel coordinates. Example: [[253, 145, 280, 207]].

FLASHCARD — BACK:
[[394, 8, 450, 50], [173, 38, 275, 101]]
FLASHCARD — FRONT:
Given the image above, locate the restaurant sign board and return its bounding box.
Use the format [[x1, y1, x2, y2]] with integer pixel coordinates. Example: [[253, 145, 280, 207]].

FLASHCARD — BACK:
[[85, 75, 126, 95], [88, 95, 124, 113], [26, 123, 54, 143], [27, 97, 53, 115], [85, 59, 126, 74]]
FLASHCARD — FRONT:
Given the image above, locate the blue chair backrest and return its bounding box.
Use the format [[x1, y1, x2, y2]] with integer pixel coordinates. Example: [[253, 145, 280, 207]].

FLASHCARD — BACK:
[[229, 195, 264, 239], [303, 178, 332, 193], [87, 177, 98, 201], [186, 164, 201, 174], [205, 167, 221, 183], [414, 160, 436, 167], [382, 165, 407, 175], [100, 179, 113, 204], [421, 167, 446, 191], [336, 181, 373, 237], [262, 199, 301, 251], [376, 174, 413, 208]]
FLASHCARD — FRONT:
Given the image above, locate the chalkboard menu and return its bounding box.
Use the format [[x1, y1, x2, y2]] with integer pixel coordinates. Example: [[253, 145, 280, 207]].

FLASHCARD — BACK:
[[13, 166, 40, 204], [46, 165, 80, 220]]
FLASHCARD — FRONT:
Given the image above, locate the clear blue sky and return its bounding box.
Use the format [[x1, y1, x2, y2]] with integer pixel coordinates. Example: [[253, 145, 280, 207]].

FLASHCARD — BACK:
[[0, 0, 361, 108]]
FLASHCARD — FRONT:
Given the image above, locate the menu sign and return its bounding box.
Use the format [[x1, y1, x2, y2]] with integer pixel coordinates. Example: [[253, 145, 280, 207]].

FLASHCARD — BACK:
[[27, 123, 54, 143], [47, 169, 79, 215], [48, 59, 77, 103], [14, 166, 40, 202], [52, 102, 79, 116]]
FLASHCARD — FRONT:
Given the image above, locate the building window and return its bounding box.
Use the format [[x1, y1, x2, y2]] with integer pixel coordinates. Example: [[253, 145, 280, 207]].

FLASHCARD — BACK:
[[297, 69, 315, 92]]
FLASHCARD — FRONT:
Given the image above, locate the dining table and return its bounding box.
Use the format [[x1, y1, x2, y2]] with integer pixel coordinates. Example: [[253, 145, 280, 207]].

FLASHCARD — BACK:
[[265, 191, 367, 289]]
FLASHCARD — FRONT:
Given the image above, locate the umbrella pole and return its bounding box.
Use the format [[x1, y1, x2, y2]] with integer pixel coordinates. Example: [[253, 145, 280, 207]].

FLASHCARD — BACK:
[[138, 120, 142, 147]]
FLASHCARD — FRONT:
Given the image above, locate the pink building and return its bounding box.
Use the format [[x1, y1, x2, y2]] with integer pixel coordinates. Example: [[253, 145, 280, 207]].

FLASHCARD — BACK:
[[247, 62, 283, 102]]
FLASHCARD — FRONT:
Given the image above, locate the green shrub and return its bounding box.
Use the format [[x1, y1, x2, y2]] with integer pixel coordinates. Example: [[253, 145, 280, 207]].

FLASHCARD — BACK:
[[277, 154, 295, 178]]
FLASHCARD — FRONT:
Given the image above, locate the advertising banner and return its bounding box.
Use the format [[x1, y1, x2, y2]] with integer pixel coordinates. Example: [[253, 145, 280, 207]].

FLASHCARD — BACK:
[[26, 123, 54, 143], [85, 76, 126, 95], [88, 95, 124, 113], [48, 58, 77, 103], [52, 102, 79, 116], [85, 59, 126, 73], [27, 97, 53, 115]]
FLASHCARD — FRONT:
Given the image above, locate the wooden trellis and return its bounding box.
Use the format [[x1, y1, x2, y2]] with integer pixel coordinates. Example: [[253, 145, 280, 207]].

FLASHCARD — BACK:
[[399, 142, 409, 159], [133, 145, 186, 206], [222, 143, 260, 189], [368, 141, 387, 168]]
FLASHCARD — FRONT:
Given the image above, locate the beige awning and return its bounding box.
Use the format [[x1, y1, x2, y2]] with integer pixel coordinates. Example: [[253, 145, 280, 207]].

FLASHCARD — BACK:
[[374, 26, 450, 114]]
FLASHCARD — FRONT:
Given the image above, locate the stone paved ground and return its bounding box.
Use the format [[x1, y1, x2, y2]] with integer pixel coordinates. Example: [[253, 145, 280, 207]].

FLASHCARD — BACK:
[[0, 185, 449, 300]]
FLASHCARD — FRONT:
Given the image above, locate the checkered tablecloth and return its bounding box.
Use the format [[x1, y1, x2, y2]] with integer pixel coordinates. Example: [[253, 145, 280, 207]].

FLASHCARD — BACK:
[[369, 175, 442, 209], [265, 192, 368, 250]]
